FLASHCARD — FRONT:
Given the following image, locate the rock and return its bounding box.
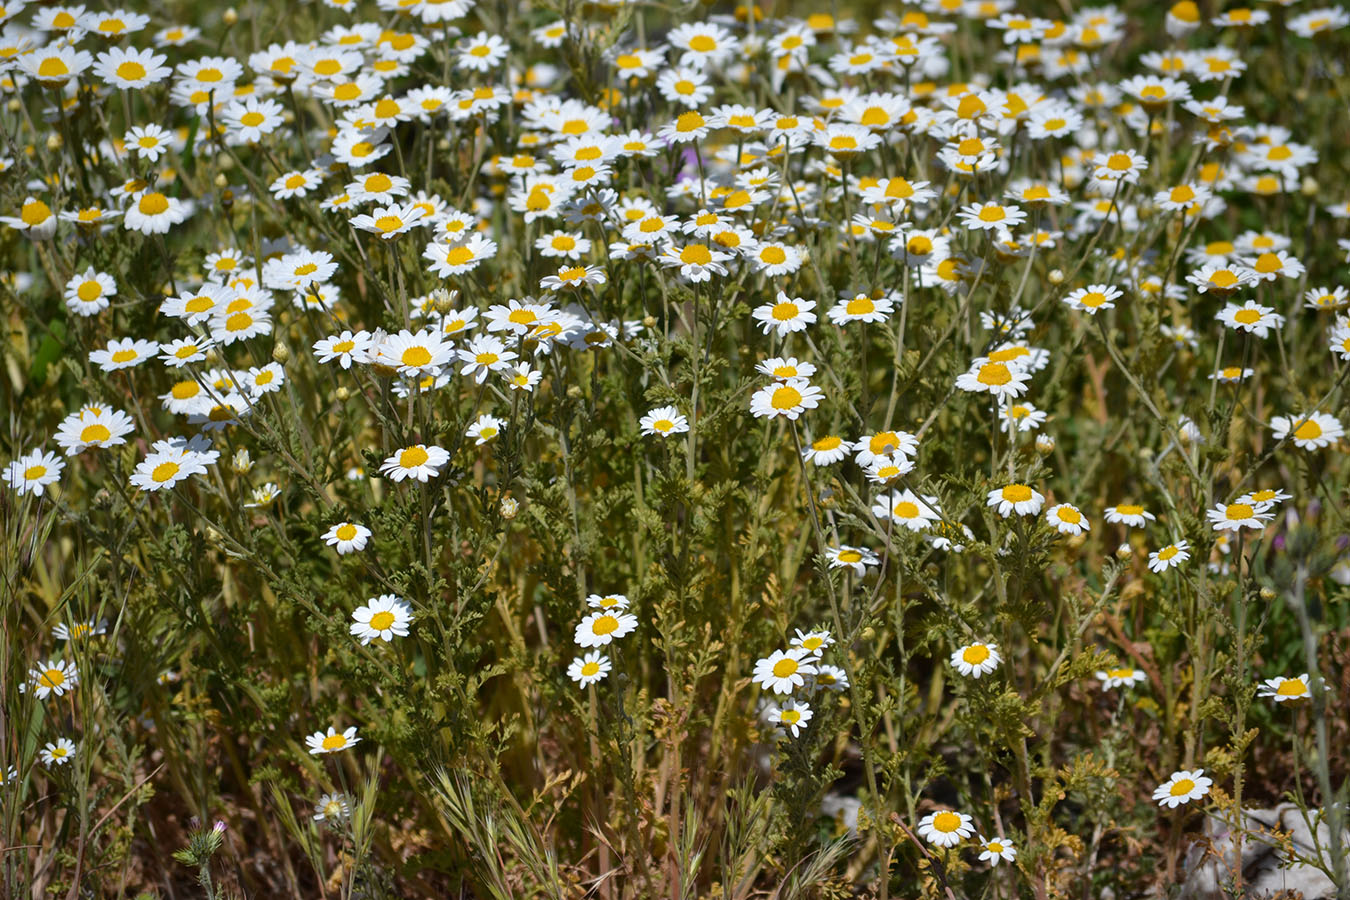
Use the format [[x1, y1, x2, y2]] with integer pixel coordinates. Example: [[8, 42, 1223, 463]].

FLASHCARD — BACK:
[[1181, 804, 1347, 900]]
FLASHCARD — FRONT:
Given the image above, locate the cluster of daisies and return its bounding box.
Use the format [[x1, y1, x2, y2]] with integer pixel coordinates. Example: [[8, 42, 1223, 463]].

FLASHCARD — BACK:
[[751, 630, 847, 739], [1, 0, 1348, 870], [569, 594, 637, 688]]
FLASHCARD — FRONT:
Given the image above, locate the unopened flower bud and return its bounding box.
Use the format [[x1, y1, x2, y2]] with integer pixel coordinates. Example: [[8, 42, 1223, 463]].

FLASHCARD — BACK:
[[222, 7, 238, 25], [231, 448, 253, 474], [271, 343, 289, 363], [1048, 268, 1065, 285], [335, 386, 351, 401], [1115, 542, 1132, 560], [1035, 434, 1056, 454], [214, 173, 228, 189], [46, 133, 62, 151], [500, 496, 519, 519], [1259, 586, 1277, 601]]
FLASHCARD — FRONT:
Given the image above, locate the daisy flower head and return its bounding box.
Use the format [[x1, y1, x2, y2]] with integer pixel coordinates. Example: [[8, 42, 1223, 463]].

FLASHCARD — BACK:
[[53, 619, 107, 641], [54, 405, 134, 455], [1187, 262, 1257, 295], [539, 263, 607, 291], [380, 444, 449, 483], [660, 241, 730, 282], [1096, 667, 1146, 689], [1104, 504, 1155, 528], [1045, 503, 1090, 535], [40, 738, 76, 767], [752, 293, 817, 336], [987, 483, 1044, 517], [749, 378, 824, 420], [350, 594, 414, 644], [27, 659, 78, 699], [979, 836, 1017, 866], [1063, 284, 1122, 315], [999, 401, 1047, 433], [4, 449, 65, 496], [123, 190, 192, 235], [757, 357, 817, 381], [574, 610, 639, 648], [94, 46, 170, 89], [640, 406, 690, 438], [1271, 412, 1343, 450], [752, 648, 818, 695], [323, 521, 371, 554], [917, 809, 975, 847], [91, 337, 159, 371], [1153, 769, 1212, 808], [826, 544, 879, 575], [958, 200, 1027, 232], [375, 328, 452, 378], [871, 489, 941, 532], [457, 334, 517, 383], [768, 699, 813, 738], [1216, 301, 1285, 338], [466, 414, 504, 446], [586, 593, 630, 610], [1091, 148, 1149, 185], [956, 358, 1031, 400], [790, 629, 834, 657], [567, 651, 612, 688], [1, 197, 58, 239], [306, 726, 361, 755], [314, 330, 373, 369], [950, 641, 1002, 678], [1207, 499, 1274, 532], [802, 434, 850, 465], [313, 793, 351, 823], [827, 291, 895, 326], [1148, 540, 1191, 572], [1257, 673, 1312, 703]]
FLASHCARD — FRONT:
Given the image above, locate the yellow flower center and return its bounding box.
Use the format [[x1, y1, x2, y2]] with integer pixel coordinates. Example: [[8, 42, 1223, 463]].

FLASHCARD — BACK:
[[368, 611, 395, 630], [336, 524, 358, 541], [680, 244, 713, 265], [1169, 779, 1195, 796], [20, 199, 52, 226], [321, 734, 347, 750], [772, 658, 798, 678], [591, 614, 619, 635], [401, 346, 432, 367], [152, 461, 180, 483], [676, 111, 706, 132], [838, 549, 862, 563], [978, 205, 1006, 222], [80, 424, 112, 443], [893, 501, 920, 519], [846, 297, 877, 316], [962, 645, 990, 664], [1293, 419, 1323, 440], [1057, 506, 1081, 524], [581, 660, 601, 676], [932, 811, 962, 832], [1276, 679, 1307, 696], [1003, 484, 1033, 502], [39, 668, 65, 688], [138, 192, 170, 215], [1233, 309, 1261, 325], [978, 362, 1012, 385], [399, 447, 429, 468], [770, 386, 802, 410]]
